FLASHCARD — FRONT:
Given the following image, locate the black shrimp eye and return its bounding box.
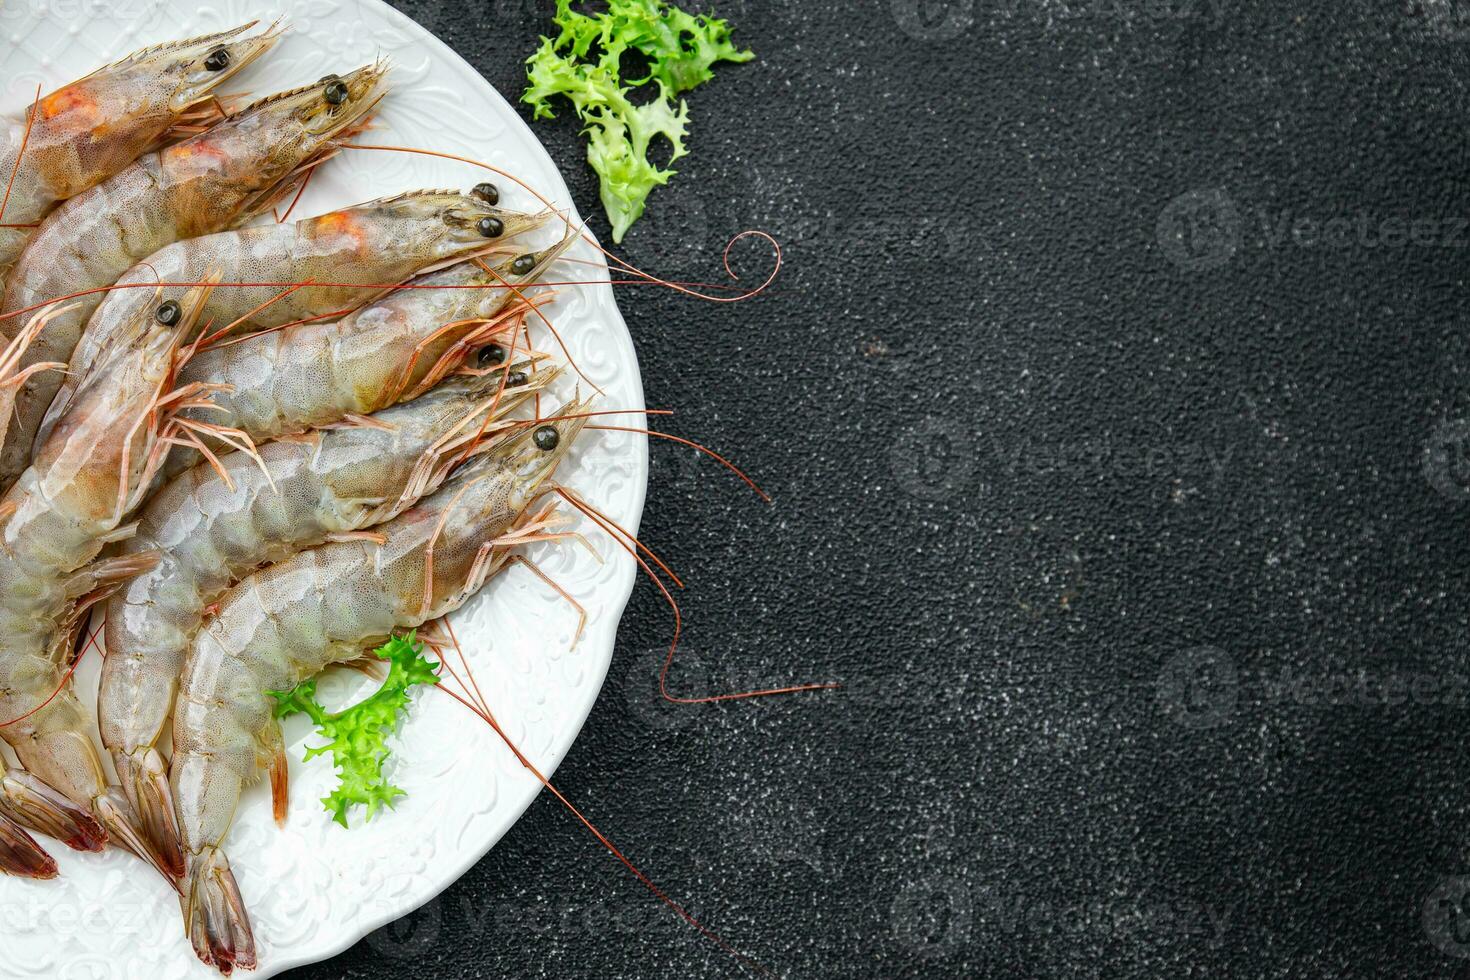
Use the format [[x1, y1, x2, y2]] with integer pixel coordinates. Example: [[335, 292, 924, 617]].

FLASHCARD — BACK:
[[470, 182, 499, 205], [324, 80, 350, 106], [510, 254, 536, 276], [155, 300, 182, 326], [476, 343, 507, 368], [318, 73, 340, 84], [505, 371, 529, 388], [533, 425, 560, 451], [477, 216, 504, 238], [203, 48, 231, 72]]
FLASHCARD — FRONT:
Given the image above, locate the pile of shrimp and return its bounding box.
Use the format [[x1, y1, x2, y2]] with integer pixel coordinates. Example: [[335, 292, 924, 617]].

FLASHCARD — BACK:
[[0, 18, 819, 977]]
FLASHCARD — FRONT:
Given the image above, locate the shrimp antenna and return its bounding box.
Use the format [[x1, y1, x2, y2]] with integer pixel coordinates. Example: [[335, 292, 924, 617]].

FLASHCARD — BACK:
[[424, 624, 774, 977], [0, 85, 41, 228], [588, 423, 770, 502], [552, 486, 838, 704], [339, 144, 781, 304], [470, 251, 603, 396]]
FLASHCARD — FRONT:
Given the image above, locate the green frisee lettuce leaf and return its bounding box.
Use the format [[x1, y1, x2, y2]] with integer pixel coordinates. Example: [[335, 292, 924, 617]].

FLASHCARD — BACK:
[[269, 632, 440, 828], [523, 0, 753, 242]]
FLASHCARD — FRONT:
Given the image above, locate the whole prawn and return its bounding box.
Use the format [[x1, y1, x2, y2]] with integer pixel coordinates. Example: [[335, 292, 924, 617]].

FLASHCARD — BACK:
[[0, 62, 389, 486], [41, 188, 550, 445], [0, 281, 251, 881], [99, 359, 556, 868], [0, 317, 102, 879], [163, 237, 571, 474], [172, 399, 589, 972], [0, 21, 281, 282]]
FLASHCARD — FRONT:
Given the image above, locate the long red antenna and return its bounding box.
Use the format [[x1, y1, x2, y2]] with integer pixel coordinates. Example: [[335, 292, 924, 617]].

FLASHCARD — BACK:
[[553, 486, 838, 705], [0, 616, 103, 729], [339, 144, 781, 304], [428, 626, 772, 977], [0, 85, 41, 228], [588, 424, 770, 502]]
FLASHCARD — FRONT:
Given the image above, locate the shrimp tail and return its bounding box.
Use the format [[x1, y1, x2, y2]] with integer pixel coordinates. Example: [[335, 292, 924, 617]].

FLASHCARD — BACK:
[[113, 748, 184, 880], [95, 788, 183, 888], [184, 846, 256, 974], [0, 812, 57, 879], [0, 769, 106, 852]]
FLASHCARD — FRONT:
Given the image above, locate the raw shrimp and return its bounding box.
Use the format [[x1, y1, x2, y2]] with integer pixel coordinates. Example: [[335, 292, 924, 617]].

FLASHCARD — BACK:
[[0, 765, 108, 878], [172, 399, 589, 972], [0, 21, 281, 282], [0, 62, 389, 486], [40, 188, 550, 445], [99, 361, 556, 868], [0, 282, 249, 881], [163, 236, 572, 475]]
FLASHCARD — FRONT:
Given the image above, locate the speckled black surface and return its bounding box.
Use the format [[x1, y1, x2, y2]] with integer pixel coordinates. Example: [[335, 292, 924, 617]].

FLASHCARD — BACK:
[[285, 2, 1470, 977]]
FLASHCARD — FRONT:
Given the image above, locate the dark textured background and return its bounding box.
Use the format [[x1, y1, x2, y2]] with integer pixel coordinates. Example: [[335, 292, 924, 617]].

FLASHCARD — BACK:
[[288, 1, 1470, 977]]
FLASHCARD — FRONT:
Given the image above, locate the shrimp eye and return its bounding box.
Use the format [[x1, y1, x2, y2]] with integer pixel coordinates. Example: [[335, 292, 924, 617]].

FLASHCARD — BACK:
[[470, 182, 499, 205], [318, 74, 340, 84], [203, 48, 231, 72], [533, 425, 560, 451], [477, 216, 504, 238], [324, 80, 349, 106], [510, 254, 536, 276], [155, 300, 182, 326], [477, 343, 507, 367], [505, 371, 529, 388]]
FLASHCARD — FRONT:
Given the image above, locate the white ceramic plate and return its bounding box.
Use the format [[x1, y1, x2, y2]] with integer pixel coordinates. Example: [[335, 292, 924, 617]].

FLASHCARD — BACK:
[[0, 3, 645, 977]]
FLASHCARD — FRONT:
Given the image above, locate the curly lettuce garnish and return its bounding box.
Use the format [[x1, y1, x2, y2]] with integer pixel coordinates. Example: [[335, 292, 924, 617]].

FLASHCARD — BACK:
[[523, 0, 753, 242], [269, 632, 440, 828]]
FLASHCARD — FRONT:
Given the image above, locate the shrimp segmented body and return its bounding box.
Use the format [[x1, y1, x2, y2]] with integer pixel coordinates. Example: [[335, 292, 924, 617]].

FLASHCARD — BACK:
[[99, 363, 555, 867], [41, 190, 550, 446], [164, 238, 571, 475], [0, 62, 389, 487], [0, 22, 281, 283], [0, 282, 245, 882], [172, 399, 589, 972]]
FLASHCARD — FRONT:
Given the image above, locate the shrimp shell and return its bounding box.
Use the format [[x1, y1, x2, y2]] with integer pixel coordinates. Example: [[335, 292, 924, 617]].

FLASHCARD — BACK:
[[163, 236, 572, 476], [0, 281, 239, 882], [0, 61, 389, 488], [171, 398, 590, 972], [0, 22, 281, 284], [99, 363, 556, 867], [39, 190, 549, 447]]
